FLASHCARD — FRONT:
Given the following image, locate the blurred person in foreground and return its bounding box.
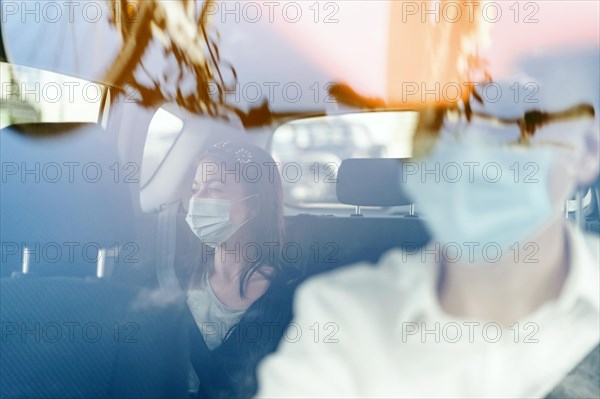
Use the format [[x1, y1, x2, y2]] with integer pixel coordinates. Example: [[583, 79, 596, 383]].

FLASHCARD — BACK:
[[255, 51, 600, 398]]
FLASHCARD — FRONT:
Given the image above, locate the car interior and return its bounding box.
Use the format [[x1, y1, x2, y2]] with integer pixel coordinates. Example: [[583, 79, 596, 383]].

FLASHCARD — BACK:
[[1, 1, 599, 398], [3, 90, 599, 399]]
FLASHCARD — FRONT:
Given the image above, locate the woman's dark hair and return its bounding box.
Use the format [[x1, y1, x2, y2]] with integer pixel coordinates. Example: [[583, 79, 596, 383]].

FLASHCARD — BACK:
[[191, 141, 286, 297]]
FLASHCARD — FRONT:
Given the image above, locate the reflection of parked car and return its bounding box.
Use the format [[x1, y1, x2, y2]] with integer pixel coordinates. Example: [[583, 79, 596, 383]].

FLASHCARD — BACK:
[[291, 121, 383, 161], [285, 151, 341, 204], [0, 95, 40, 128], [272, 119, 384, 205]]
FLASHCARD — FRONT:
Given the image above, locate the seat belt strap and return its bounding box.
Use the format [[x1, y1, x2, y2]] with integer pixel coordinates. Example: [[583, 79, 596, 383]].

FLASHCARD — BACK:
[[156, 201, 184, 295], [157, 201, 229, 396], [186, 294, 231, 398]]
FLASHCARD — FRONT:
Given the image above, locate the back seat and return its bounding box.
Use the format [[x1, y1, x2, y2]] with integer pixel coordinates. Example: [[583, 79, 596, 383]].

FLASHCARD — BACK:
[[285, 214, 430, 276], [0, 123, 136, 278], [1, 276, 188, 399], [284, 158, 431, 276], [0, 124, 188, 398], [284, 158, 600, 278]]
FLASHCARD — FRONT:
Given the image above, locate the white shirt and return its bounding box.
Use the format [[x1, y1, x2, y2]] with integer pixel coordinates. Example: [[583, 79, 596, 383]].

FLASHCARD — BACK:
[[256, 223, 600, 398], [186, 272, 246, 350]]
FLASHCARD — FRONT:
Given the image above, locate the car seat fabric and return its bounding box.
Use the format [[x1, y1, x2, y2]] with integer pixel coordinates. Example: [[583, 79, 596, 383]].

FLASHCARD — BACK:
[[0, 277, 188, 399]]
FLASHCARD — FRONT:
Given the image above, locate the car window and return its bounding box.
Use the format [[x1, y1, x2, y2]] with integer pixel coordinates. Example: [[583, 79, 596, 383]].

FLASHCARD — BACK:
[[272, 111, 419, 209], [140, 107, 185, 188]]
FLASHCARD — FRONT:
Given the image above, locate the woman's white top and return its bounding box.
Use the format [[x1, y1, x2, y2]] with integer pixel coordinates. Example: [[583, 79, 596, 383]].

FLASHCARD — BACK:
[[257, 222, 600, 398], [187, 272, 246, 350]]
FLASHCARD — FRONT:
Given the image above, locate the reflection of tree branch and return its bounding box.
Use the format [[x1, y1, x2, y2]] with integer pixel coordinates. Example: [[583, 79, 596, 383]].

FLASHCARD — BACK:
[[473, 103, 595, 144], [103, 1, 351, 128], [328, 83, 386, 109], [227, 99, 324, 128], [104, 1, 155, 91], [104, 0, 238, 116]]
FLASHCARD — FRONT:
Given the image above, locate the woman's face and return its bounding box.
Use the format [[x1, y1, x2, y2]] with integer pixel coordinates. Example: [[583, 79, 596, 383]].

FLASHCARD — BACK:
[[192, 157, 257, 226]]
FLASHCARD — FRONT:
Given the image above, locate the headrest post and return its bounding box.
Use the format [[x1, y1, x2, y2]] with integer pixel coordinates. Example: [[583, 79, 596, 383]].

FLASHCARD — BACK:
[[96, 248, 106, 279], [22, 247, 30, 274], [409, 204, 415, 216], [575, 189, 584, 229], [355, 205, 361, 216]]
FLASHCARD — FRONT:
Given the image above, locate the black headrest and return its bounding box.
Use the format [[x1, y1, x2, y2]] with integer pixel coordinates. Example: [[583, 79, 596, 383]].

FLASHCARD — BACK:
[[336, 158, 413, 207], [1, 123, 136, 277]]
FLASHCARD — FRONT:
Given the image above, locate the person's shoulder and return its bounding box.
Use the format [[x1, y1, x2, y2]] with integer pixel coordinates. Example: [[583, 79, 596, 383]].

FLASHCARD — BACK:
[[581, 230, 600, 263], [308, 247, 426, 287], [294, 248, 425, 314], [571, 223, 600, 270]]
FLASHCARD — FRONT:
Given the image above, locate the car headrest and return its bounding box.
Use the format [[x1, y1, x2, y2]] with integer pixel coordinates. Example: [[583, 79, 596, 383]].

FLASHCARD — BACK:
[[336, 158, 413, 207], [1, 123, 136, 277]]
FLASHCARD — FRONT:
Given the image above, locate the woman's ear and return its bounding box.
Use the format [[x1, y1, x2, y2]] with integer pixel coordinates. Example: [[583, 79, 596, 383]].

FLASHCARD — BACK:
[[245, 194, 260, 220]]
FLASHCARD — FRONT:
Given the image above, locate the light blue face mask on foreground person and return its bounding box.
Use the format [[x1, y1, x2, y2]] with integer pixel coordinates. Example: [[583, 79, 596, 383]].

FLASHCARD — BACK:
[[402, 116, 593, 263]]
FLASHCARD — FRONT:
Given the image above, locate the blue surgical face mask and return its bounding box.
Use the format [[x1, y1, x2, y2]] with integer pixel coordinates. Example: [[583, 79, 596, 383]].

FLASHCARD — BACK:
[[403, 138, 573, 264], [185, 195, 257, 248]]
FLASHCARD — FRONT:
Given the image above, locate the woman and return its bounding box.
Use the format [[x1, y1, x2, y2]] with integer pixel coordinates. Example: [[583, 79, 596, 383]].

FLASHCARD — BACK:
[[181, 141, 301, 399]]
